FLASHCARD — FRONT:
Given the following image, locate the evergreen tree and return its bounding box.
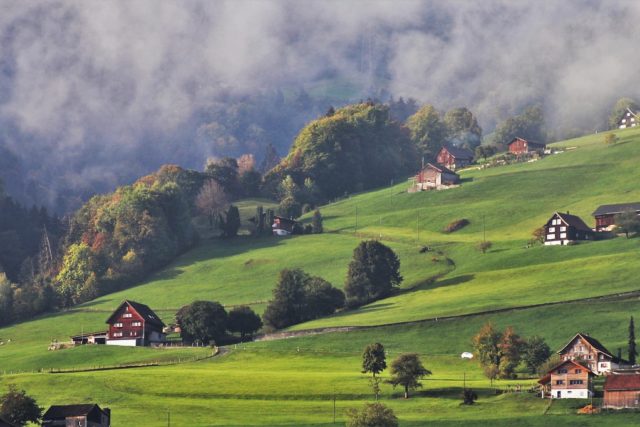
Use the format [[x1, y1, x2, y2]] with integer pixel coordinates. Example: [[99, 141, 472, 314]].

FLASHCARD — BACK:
[[629, 316, 637, 365], [311, 209, 323, 234], [219, 205, 241, 238]]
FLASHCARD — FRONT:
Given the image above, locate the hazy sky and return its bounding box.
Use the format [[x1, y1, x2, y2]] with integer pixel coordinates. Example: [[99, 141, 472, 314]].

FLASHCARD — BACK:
[[1, 0, 639, 206]]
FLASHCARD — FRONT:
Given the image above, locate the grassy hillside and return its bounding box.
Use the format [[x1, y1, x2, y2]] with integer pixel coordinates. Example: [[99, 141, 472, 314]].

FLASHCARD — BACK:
[[2, 128, 640, 425]]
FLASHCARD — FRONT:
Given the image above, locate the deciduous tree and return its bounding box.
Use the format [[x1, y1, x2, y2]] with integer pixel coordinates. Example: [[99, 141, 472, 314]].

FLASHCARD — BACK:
[[227, 306, 262, 340], [522, 335, 552, 374], [406, 105, 449, 160], [0, 385, 42, 427], [196, 180, 229, 228], [387, 353, 431, 399], [362, 343, 387, 400], [615, 209, 640, 238], [177, 301, 228, 345], [312, 209, 323, 234]]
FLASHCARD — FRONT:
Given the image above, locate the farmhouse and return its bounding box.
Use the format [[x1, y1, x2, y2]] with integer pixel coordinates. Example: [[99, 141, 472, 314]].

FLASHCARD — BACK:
[[106, 300, 166, 347], [410, 163, 460, 192], [436, 144, 474, 170], [557, 333, 626, 375], [272, 216, 300, 236], [592, 202, 640, 232], [617, 108, 639, 129], [538, 359, 595, 399], [543, 212, 593, 245], [507, 137, 546, 155], [603, 372, 640, 409], [42, 404, 111, 427]]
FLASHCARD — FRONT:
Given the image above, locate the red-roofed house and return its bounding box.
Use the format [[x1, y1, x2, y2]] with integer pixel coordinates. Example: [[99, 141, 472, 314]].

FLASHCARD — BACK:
[[508, 137, 546, 155], [411, 163, 460, 192], [538, 359, 595, 399], [603, 372, 640, 408], [436, 145, 474, 171]]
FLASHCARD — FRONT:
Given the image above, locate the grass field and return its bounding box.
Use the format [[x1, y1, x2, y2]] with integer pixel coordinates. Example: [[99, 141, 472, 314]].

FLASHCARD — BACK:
[[2, 128, 640, 425]]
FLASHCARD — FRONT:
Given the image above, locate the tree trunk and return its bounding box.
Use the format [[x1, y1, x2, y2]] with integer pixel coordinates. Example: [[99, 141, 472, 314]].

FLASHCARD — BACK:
[[404, 385, 409, 399]]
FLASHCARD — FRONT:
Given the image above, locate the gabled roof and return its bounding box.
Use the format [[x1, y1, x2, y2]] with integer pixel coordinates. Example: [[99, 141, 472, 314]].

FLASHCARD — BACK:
[[618, 108, 639, 122], [538, 359, 595, 384], [604, 373, 640, 391], [592, 202, 640, 217], [440, 144, 474, 160], [557, 333, 613, 358], [508, 137, 546, 148], [423, 162, 458, 176], [551, 212, 593, 233], [43, 404, 104, 419], [105, 300, 165, 328]]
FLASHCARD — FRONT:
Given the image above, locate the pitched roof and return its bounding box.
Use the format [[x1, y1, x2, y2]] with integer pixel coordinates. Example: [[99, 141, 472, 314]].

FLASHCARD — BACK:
[[441, 144, 474, 160], [424, 162, 458, 176], [43, 404, 102, 419], [538, 359, 595, 384], [592, 202, 640, 217], [508, 137, 546, 148], [106, 300, 165, 328], [604, 373, 640, 391], [553, 212, 593, 233], [557, 333, 613, 358]]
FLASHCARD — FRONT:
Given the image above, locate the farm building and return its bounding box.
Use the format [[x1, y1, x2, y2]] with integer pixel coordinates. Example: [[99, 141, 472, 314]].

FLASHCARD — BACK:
[[106, 300, 166, 347], [538, 359, 595, 399], [557, 333, 627, 375], [436, 144, 474, 170], [592, 202, 640, 232], [617, 108, 639, 129], [543, 212, 594, 245], [70, 330, 108, 345], [272, 216, 300, 236], [42, 404, 111, 427], [410, 163, 460, 192], [603, 372, 640, 409], [507, 137, 546, 155]]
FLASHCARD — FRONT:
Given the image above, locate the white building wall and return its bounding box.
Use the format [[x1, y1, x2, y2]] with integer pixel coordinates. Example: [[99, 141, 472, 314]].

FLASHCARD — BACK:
[[553, 388, 592, 399], [106, 339, 139, 347]]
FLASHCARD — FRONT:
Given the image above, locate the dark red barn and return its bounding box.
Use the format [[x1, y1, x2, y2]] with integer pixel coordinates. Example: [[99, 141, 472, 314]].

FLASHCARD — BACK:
[[436, 145, 474, 170], [106, 300, 166, 346], [508, 137, 546, 155]]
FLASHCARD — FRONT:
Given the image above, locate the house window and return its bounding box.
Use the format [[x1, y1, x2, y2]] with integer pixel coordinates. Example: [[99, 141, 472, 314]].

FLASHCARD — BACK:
[[549, 227, 556, 232], [113, 332, 123, 337], [556, 380, 564, 385], [588, 355, 592, 360], [558, 369, 568, 374], [130, 331, 137, 337], [114, 323, 123, 328], [600, 363, 607, 368], [123, 313, 133, 318], [575, 369, 582, 374], [569, 380, 583, 385], [132, 321, 142, 327], [560, 233, 567, 238], [560, 226, 566, 231], [546, 234, 554, 240]]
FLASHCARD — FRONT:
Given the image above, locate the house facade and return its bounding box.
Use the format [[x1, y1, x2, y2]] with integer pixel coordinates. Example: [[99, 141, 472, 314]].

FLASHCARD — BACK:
[[592, 202, 640, 232], [617, 108, 638, 129], [538, 360, 595, 399], [557, 333, 625, 375], [42, 404, 110, 427], [603, 372, 640, 409], [436, 145, 474, 171], [71, 331, 108, 345], [543, 212, 594, 245], [106, 300, 165, 347], [272, 216, 299, 236], [507, 137, 546, 155], [411, 163, 460, 191]]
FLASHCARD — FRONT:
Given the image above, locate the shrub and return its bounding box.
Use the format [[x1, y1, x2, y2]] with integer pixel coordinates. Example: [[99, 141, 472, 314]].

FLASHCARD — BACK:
[[345, 402, 398, 427], [477, 241, 493, 253], [444, 218, 470, 233]]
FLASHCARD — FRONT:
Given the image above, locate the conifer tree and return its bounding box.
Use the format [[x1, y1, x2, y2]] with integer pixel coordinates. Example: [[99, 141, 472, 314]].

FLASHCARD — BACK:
[[629, 316, 637, 365]]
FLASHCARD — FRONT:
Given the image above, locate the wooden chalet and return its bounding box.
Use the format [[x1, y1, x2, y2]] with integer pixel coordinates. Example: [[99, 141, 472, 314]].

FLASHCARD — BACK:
[[436, 145, 474, 171], [538, 359, 595, 399], [411, 163, 460, 192], [603, 372, 640, 409], [272, 216, 300, 236], [617, 108, 639, 129], [543, 212, 593, 245], [507, 137, 546, 155], [592, 202, 640, 232], [105, 300, 165, 347], [42, 404, 111, 427], [557, 333, 626, 375]]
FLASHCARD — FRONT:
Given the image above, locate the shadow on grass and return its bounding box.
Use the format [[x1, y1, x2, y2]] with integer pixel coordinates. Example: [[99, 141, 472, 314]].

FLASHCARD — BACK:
[[415, 274, 475, 291]]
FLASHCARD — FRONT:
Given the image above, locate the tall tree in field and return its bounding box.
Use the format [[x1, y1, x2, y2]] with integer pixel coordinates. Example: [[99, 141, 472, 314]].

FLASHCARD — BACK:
[[196, 180, 229, 228], [344, 240, 402, 307], [629, 316, 637, 365], [522, 336, 552, 374], [387, 353, 431, 399], [227, 306, 262, 340], [444, 107, 482, 150], [362, 343, 387, 400], [176, 301, 228, 345], [311, 209, 323, 234], [498, 327, 524, 379], [219, 205, 241, 238], [615, 209, 640, 238], [0, 385, 42, 427], [472, 322, 502, 380], [406, 105, 448, 160]]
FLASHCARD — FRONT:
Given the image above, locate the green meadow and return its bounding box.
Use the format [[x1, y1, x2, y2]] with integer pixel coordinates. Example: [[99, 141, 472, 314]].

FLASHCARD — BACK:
[[2, 128, 640, 425]]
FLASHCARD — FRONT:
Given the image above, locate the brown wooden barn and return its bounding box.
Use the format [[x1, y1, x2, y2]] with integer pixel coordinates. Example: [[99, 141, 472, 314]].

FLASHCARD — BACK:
[[42, 404, 111, 427], [538, 359, 595, 399], [411, 163, 460, 192], [436, 145, 474, 171], [603, 372, 640, 409], [592, 202, 640, 232], [543, 212, 593, 245], [507, 137, 546, 155], [105, 300, 165, 347]]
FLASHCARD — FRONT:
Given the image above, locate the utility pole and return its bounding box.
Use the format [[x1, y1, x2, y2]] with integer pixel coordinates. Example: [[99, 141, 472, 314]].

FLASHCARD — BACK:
[[355, 206, 358, 236], [416, 209, 420, 243], [333, 387, 336, 424], [483, 214, 486, 243], [167, 410, 170, 427]]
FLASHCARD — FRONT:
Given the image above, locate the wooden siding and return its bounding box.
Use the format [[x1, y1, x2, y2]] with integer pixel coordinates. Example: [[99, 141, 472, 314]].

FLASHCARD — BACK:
[[559, 336, 611, 374], [436, 148, 471, 171], [604, 390, 640, 408]]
